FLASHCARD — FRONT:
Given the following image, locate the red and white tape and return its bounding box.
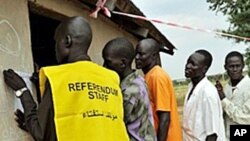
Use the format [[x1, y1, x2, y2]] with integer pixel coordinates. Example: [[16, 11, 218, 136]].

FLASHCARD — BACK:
[[89, 0, 111, 18], [90, 0, 250, 41]]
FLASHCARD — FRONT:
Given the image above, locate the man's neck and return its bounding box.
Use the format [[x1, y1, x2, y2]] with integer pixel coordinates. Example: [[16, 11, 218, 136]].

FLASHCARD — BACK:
[[142, 63, 156, 74], [121, 68, 133, 81], [68, 54, 91, 63], [187, 75, 205, 101], [191, 75, 205, 87], [231, 75, 244, 87]]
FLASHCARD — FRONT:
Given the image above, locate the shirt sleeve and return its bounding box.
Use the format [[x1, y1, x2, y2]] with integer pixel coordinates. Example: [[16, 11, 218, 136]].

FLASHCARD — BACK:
[[123, 86, 145, 123], [203, 91, 221, 136], [21, 81, 56, 141], [123, 91, 137, 123], [221, 98, 250, 124], [151, 74, 171, 112]]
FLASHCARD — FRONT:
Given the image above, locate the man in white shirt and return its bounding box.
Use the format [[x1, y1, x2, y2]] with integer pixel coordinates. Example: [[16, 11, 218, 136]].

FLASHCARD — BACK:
[[215, 51, 250, 140], [183, 50, 225, 141]]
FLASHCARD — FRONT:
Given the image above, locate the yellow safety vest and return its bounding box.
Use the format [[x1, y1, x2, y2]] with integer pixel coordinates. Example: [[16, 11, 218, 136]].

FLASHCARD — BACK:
[[39, 61, 129, 141]]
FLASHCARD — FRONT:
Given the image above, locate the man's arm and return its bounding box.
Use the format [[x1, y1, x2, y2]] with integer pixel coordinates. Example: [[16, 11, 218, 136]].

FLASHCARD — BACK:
[[3, 69, 56, 141], [122, 94, 136, 124], [123, 89, 145, 124], [215, 80, 250, 124], [203, 85, 223, 141], [20, 89, 44, 140], [206, 133, 217, 141], [157, 111, 170, 141], [21, 81, 56, 141], [221, 98, 250, 124]]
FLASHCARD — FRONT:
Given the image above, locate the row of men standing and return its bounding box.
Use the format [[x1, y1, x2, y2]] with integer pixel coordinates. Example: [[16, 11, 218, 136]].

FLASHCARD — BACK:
[[3, 16, 250, 141]]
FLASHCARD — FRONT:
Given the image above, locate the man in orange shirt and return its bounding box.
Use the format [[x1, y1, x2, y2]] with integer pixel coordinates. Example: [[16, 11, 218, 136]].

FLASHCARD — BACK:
[[135, 38, 182, 141]]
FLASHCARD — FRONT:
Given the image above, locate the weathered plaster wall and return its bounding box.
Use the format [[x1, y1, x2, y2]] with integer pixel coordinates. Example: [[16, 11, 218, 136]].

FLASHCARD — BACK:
[[0, 0, 139, 140], [33, 0, 138, 64], [0, 0, 34, 140]]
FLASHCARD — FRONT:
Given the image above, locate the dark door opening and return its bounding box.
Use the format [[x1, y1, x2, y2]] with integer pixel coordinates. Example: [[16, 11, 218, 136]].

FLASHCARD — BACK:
[[29, 11, 60, 102], [29, 11, 60, 67]]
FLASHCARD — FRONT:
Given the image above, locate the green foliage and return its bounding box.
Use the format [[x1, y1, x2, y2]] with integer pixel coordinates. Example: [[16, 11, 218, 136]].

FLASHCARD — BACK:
[[245, 47, 250, 76], [207, 0, 250, 74], [206, 0, 250, 42]]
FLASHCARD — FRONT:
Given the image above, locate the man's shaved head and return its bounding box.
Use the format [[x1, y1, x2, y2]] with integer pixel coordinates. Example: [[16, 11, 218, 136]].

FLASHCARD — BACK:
[[54, 16, 92, 63], [102, 37, 135, 78], [138, 38, 160, 54], [135, 38, 160, 73], [55, 16, 92, 51], [103, 37, 135, 64]]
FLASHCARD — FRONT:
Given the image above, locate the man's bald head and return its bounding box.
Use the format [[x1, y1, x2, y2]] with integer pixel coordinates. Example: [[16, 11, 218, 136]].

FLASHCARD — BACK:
[[135, 38, 161, 73], [54, 16, 92, 63], [102, 37, 135, 78], [138, 38, 160, 54], [103, 37, 135, 64], [55, 16, 92, 50]]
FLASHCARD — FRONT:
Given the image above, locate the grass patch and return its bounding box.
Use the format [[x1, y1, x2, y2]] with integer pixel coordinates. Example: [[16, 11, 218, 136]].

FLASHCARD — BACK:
[[174, 79, 228, 107], [174, 85, 188, 107], [173, 79, 228, 122]]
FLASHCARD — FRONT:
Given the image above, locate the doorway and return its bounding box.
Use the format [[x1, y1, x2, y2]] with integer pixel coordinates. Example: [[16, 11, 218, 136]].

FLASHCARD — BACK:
[[29, 11, 60, 102], [29, 11, 60, 67]]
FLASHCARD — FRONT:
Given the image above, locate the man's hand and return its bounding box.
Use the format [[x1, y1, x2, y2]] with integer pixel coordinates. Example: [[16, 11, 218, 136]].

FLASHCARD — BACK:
[[15, 109, 28, 132], [206, 133, 217, 141], [30, 72, 39, 85], [3, 69, 26, 91], [30, 63, 40, 85], [215, 80, 225, 100]]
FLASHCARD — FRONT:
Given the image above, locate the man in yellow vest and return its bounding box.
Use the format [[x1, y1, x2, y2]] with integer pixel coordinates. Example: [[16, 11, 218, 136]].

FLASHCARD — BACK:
[[3, 16, 129, 141]]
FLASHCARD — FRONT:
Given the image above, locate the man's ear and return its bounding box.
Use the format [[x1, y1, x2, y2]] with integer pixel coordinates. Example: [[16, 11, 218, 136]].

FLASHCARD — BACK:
[[65, 35, 72, 48], [202, 65, 208, 74], [121, 58, 127, 69], [152, 51, 159, 60]]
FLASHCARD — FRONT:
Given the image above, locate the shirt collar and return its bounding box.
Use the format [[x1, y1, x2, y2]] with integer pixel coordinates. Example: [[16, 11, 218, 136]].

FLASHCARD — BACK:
[[145, 65, 160, 77], [120, 70, 137, 90], [190, 76, 208, 95], [228, 75, 249, 90]]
